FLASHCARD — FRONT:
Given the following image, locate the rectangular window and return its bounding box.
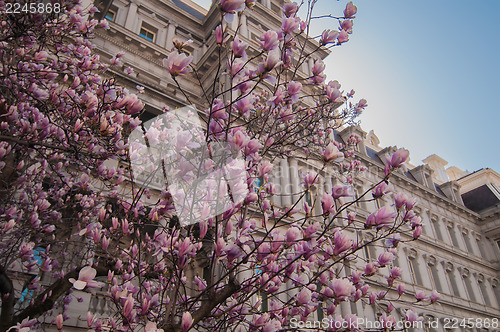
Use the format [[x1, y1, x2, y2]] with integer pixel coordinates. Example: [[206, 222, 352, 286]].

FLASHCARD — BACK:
[[139, 23, 157, 42], [105, 6, 117, 21]]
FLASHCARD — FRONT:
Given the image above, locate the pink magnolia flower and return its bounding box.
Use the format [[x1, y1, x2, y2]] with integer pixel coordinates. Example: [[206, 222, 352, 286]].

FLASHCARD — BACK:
[[344, 1, 357, 18], [163, 51, 192, 77], [281, 17, 300, 34], [221, 0, 245, 13], [69, 266, 104, 290], [415, 291, 427, 301], [413, 225, 423, 239], [302, 171, 318, 189], [260, 30, 279, 51], [258, 52, 281, 73], [287, 81, 302, 100], [388, 148, 410, 168], [337, 30, 349, 43], [430, 290, 440, 303], [215, 25, 227, 44], [282, 2, 298, 17], [312, 60, 325, 76], [232, 36, 248, 58], [333, 231, 352, 256], [326, 83, 342, 102], [331, 279, 353, 300], [331, 185, 353, 199], [405, 197, 417, 210], [34, 51, 48, 62], [394, 192, 408, 209], [366, 206, 397, 229], [385, 234, 401, 247], [321, 193, 335, 215], [304, 222, 320, 239], [341, 19, 353, 33], [322, 143, 344, 162], [397, 284, 405, 296], [123, 294, 134, 320], [181, 312, 193, 332], [373, 182, 390, 198], [405, 308, 422, 323], [364, 262, 378, 276], [286, 227, 301, 245], [389, 266, 402, 279], [377, 252, 394, 267], [320, 29, 339, 45], [296, 288, 312, 305], [55, 314, 63, 330]]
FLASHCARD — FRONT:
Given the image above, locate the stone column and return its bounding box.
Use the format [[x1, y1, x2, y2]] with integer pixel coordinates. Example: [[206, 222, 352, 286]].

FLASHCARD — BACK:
[[487, 239, 500, 263], [124, 1, 138, 31], [157, 25, 167, 48], [435, 260, 451, 294], [454, 224, 468, 252], [270, 165, 281, 207], [239, 13, 248, 38], [416, 254, 433, 290], [288, 158, 300, 204], [467, 231, 483, 257], [166, 23, 176, 50], [400, 247, 415, 284], [308, 58, 315, 76], [431, 216, 449, 243], [314, 176, 325, 216], [420, 209, 434, 237], [459, 267, 482, 303], [280, 158, 291, 207], [451, 266, 468, 299], [487, 278, 500, 307]]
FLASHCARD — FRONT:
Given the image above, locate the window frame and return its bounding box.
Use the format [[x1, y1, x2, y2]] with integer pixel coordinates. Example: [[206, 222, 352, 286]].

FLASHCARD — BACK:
[[139, 23, 157, 42]]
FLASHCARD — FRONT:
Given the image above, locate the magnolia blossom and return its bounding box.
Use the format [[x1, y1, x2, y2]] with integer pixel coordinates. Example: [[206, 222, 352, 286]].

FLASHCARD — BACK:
[[55, 314, 63, 330], [331, 185, 353, 199], [296, 288, 312, 305], [282, 2, 298, 17], [181, 312, 193, 332], [366, 206, 398, 229], [331, 279, 353, 300], [322, 143, 344, 162], [337, 30, 349, 43], [302, 171, 318, 189], [333, 231, 352, 256], [320, 29, 339, 45], [429, 290, 440, 303], [377, 252, 394, 267], [260, 30, 279, 51], [232, 36, 248, 58], [69, 266, 104, 290], [163, 51, 192, 77], [220, 0, 245, 13], [344, 1, 357, 17], [321, 193, 335, 215]]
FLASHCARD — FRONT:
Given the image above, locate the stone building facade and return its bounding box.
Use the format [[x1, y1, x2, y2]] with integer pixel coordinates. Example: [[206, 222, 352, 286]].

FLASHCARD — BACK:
[[79, 0, 500, 330]]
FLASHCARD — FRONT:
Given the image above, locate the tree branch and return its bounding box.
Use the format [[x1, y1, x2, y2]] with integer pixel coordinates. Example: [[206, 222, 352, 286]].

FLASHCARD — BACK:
[[160, 275, 240, 331], [13, 270, 78, 324]]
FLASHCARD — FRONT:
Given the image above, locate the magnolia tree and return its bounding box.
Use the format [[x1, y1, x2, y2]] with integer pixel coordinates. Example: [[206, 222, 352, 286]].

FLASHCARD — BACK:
[[0, 0, 439, 331]]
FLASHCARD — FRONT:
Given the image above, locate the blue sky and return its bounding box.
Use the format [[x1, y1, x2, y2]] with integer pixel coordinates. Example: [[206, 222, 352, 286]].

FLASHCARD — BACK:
[[194, 0, 500, 173]]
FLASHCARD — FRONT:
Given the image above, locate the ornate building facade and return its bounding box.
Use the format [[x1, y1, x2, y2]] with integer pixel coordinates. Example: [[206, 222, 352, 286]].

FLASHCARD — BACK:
[[60, 0, 500, 330]]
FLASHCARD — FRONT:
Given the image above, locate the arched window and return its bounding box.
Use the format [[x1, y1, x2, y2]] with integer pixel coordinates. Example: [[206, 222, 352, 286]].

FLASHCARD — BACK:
[[408, 249, 423, 286], [426, 256, 443, 292], [477, 274, 492, 306], [460, 268, 477, 302], [444, 262, 460, 297]]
